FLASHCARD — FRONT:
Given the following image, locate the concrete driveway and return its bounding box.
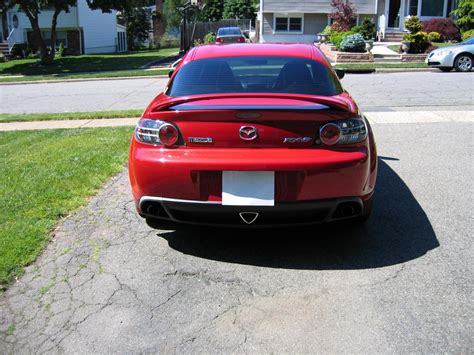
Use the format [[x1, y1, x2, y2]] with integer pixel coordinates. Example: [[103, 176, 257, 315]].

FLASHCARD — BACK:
[[1, 118, 472, 352]]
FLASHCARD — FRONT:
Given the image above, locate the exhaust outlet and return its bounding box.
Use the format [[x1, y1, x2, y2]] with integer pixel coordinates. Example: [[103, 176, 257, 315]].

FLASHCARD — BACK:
[[341, 205, 355, 217]]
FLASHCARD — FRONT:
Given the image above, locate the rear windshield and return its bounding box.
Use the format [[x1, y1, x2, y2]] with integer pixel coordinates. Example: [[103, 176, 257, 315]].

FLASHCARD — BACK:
[[217, 28, 241, 36], [167, 56, 343, 97]]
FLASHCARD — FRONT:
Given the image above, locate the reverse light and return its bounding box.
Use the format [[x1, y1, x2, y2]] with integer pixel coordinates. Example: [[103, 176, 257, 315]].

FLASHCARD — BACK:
[[319, 119, 367, 146], [135, 119, 181, 146]]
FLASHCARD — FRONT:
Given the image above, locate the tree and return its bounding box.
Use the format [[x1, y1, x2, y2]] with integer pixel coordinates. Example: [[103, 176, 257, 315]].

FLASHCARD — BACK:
[[116, 0, 152, 51], [163, 0, 184, 32], [451, 0, 474, 32], [0, 0, 129, 65], [223, 0, 255, 20], [198, 0, 224, 22], [329, 0, 357, 32]]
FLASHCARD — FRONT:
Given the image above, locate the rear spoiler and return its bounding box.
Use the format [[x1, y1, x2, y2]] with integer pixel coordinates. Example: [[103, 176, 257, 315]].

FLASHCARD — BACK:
[[150, 93, 356, 113]]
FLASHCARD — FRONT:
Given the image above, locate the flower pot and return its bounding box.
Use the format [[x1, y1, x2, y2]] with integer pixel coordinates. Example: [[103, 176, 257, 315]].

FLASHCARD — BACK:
[[365, 40, 374, 52], [318, 33, 329, 44], [401, 41, 410, 54]]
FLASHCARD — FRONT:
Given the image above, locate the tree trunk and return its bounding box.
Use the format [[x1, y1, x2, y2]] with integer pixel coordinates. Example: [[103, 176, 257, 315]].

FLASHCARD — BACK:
[[18, 4, 62, 65]]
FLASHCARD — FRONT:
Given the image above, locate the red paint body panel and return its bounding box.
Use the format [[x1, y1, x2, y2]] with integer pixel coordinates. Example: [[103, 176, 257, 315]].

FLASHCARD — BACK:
[[129, 43, 378, 225]]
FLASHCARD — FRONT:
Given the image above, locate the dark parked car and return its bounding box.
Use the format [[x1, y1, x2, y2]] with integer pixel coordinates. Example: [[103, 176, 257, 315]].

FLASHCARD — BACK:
[[216, 27, 246, 44]]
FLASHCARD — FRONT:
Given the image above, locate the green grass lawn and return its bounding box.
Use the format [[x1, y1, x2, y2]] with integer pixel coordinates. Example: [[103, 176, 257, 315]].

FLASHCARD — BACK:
[[335, 63, 429, 70], [0, 110, 143, 123], [388, 42, 455, 53], [0, 68, 170, 83], [0, 48, 178, 76], [0, 127, 132, 288]]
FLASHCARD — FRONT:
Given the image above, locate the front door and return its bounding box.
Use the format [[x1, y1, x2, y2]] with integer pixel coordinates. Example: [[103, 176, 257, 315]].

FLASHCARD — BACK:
[[387, 0, 403, 29]]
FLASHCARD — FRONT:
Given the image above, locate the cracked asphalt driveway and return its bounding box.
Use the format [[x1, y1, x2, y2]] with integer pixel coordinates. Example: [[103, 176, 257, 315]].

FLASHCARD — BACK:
[[1, 122, 473, 353]]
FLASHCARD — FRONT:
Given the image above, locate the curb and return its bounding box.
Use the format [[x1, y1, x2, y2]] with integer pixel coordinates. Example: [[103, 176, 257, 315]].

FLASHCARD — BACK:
[[0, 74, 169, 86], [339, 68, 438, 74]]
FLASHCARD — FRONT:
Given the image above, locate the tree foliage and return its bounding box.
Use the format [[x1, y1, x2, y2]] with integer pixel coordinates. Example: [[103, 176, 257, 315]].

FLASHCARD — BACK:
[[163, 0, 184, 32], [198, 0, 224, 21], [329, 0, 357, 32], [451, 0, 474, 32], [117, 1, 152, 51], [223, 0, 255, 20]]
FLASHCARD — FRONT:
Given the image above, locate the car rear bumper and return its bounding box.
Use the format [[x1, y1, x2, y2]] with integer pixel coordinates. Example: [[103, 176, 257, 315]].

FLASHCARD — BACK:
[[129, 145, 377, 207], [139, 194, 373, 228]]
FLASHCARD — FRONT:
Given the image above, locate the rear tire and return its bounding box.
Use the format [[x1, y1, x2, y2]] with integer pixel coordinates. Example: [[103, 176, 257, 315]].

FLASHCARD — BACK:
[[454, 54, 472, 72]]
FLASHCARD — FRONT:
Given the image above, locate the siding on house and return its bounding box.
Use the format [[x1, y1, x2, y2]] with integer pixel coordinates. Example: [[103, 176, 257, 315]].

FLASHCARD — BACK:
[[77, 1, 117, 54], [13, 7, 79, 30], [261, 13, 327, 43], [262, 0, 377, 14]]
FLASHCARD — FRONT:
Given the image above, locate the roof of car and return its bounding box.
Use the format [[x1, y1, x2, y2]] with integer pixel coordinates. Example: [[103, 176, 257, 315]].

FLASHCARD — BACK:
[[188, 43, 322, 62]]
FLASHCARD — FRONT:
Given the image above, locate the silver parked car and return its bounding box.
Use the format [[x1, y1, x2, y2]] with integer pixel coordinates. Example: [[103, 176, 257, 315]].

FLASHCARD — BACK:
[[427, 37, 474, 72], [216, 27, 246, 44]]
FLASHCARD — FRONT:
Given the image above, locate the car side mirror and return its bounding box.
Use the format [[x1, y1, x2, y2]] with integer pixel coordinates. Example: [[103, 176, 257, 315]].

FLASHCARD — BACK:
[[168, 70, 174, 78], [335, 69, 345, 79]]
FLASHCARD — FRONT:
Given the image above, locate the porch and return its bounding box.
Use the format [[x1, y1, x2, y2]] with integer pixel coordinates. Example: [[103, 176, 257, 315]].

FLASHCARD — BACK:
[[378, 0, 458, 39]]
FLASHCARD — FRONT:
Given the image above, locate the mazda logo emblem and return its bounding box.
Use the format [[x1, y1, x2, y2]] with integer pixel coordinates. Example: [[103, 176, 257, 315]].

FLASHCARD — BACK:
[[239, 126, 258, 141]]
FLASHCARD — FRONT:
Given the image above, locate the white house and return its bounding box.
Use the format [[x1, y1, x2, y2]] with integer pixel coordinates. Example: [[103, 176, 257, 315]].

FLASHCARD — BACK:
[[0, 0, 127, 56], [257, 0, 459, 43]]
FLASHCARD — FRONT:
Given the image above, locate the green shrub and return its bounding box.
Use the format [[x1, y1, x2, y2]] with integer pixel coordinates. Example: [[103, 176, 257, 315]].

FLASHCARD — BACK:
[[0, 53, 5, 63], [405, 16, 423, 33], [340, 33, 366, 52], [203, 32, 216, 44], [331, 31, 353, 49], [427, 31, 441, 42], [462, 29, 474, 41], [321, 25, 333, 35], [159, 34, 180, 48], [403, 31, 430, 53], [357, 18, 376, 40]]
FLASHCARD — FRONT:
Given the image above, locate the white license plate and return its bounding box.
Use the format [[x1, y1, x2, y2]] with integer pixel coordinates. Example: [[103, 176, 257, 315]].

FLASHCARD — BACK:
[[222, 171, 275, 206]]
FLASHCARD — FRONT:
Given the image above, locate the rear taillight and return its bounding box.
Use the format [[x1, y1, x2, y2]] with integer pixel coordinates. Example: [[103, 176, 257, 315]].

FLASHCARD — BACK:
[[216, 37, 223, 43], [319, 119, 367, 146], [135, 119, 182, 147], [238, 37, 245, 43]]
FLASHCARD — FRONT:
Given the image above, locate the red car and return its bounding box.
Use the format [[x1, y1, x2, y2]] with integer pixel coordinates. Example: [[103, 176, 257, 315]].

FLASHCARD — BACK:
[[129, 43, 377, 228]]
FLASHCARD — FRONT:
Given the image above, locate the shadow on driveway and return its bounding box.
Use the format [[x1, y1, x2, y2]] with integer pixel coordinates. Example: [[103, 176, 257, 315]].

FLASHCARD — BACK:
[[158, 159, 439, 270]]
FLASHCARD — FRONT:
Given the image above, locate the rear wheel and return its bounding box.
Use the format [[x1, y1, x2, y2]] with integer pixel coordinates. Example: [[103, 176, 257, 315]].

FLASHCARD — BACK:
[[454, 54, 472, 72]]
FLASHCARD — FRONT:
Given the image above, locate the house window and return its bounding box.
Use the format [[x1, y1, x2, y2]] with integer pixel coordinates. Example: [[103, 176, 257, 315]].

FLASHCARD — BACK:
[[41, 31, 68, 48], [274, 16, 303, 33], [421, 0, 444, 16], [289, 18, 302, 32], [275, 17, 288, 31]]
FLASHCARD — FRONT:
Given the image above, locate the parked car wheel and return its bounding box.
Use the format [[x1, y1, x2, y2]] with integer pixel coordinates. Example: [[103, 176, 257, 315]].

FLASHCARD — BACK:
[[454, 53, 472, 72]]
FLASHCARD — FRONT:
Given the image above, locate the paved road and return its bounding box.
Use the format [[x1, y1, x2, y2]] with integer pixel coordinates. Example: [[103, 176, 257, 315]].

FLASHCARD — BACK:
[[1, 115, 473, 352], [1, 72, 473, 113]]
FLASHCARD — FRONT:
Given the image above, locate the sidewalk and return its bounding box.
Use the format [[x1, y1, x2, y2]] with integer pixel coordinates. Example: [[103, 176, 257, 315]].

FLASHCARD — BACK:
[[0, 118, 137, 131]]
